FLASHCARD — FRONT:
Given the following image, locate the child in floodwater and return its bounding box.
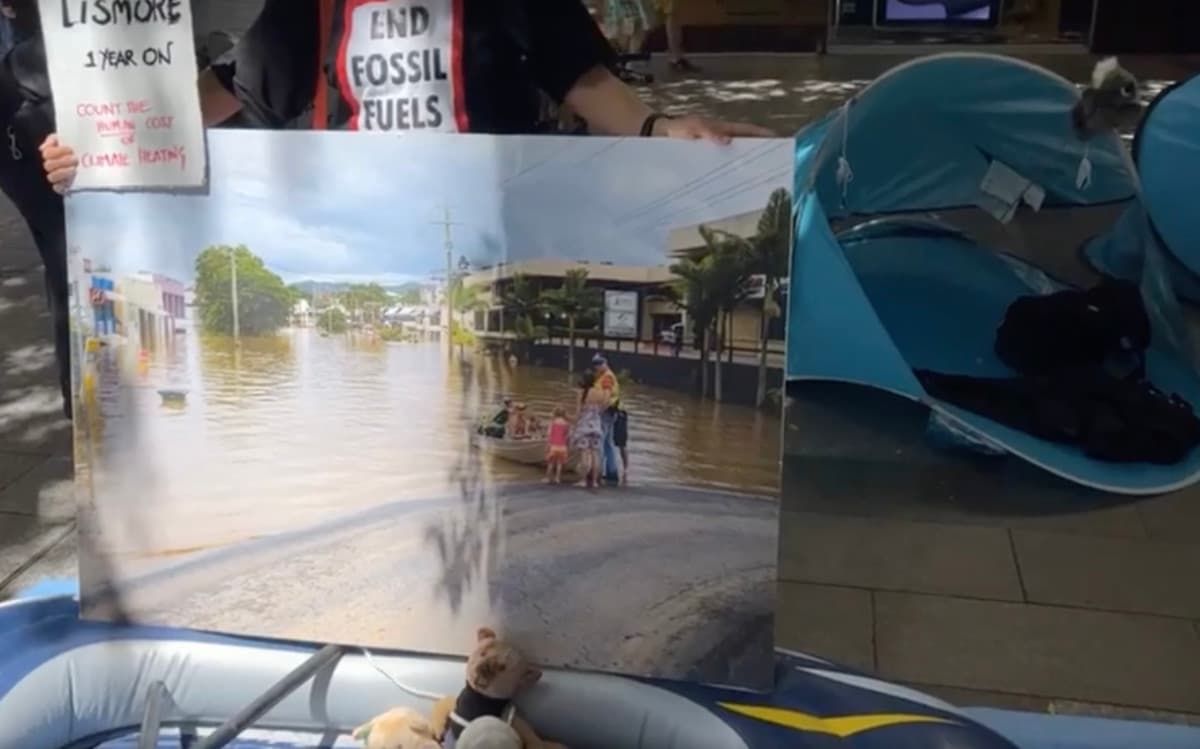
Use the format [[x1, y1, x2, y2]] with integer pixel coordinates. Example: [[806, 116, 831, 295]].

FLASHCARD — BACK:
[[508, 402, 530, 439], [544, 406, 570, 484]]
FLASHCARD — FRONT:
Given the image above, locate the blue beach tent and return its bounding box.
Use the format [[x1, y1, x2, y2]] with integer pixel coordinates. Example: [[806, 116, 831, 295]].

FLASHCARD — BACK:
[[1085, 74, 1200, 302], [786, 53, 1200, 495]]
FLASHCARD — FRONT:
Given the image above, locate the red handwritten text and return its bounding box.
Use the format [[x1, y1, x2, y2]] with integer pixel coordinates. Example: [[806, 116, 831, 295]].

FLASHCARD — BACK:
[[80, 152, 130, 168], [139, 145, 187, 172], [77, 102, 123, 117]]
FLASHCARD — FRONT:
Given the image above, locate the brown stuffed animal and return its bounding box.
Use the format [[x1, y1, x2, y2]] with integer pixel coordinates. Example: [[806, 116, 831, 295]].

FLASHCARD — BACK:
[[431, 628, 565, 749], [352, 706, 441, 749]]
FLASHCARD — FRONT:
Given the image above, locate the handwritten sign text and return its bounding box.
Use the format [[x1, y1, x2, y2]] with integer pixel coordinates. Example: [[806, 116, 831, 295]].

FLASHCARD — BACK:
[[39, 0, 205, 190]]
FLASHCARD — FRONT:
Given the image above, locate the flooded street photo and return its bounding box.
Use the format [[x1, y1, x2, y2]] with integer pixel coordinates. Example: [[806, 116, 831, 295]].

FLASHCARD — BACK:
[[89, 331, 780, 556], [69, 130, 792, 688]]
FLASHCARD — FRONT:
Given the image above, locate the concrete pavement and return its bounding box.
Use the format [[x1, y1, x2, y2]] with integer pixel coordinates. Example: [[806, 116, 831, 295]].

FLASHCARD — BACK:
[[82, 483, 777, 688], [633, 53, 1200, 135], [782, 383, 1200, 722], [3, 51, 1200, 722]]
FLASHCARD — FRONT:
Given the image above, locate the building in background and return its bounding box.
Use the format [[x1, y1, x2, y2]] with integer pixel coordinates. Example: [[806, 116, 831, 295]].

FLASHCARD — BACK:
[[828, 0, 1099, 51], [666, 209, 787, 354], [291, 298, 315, 327], [462, 259, 679, 345], [154, 273, 188, 332]]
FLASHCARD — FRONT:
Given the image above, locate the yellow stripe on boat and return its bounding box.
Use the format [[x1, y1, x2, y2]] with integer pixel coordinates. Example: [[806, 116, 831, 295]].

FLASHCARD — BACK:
[[718, 703, 958, 737]]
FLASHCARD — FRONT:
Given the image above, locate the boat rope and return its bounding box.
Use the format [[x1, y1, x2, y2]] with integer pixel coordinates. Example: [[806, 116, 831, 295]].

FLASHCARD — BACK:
[[1076, 142, 1093, 191], [360, 647, 444, 702], [835, 99, 855, 209]]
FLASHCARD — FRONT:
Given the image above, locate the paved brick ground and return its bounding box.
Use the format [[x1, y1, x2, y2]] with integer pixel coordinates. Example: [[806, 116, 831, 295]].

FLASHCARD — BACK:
[[3, 51, 1199, 724]]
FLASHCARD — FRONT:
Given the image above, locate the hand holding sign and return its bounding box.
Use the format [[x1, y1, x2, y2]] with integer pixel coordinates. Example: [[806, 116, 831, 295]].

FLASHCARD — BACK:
[[41, 134, 80, 194], [37, 0, 206, 190]]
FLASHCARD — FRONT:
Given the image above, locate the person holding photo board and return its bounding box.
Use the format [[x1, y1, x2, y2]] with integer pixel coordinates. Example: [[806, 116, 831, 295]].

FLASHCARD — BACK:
[[40, 0, 771, 189], [0, 0, 69, 416]]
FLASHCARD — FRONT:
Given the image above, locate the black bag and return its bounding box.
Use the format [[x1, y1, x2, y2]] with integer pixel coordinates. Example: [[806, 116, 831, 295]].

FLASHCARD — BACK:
[[995, 278, 1151, 378], [1075, 371, 1200, 464], [918, 368, 1200, 465]]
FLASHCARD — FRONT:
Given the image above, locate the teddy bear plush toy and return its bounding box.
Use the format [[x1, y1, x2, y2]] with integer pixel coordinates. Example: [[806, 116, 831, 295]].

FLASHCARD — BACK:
[[352, 706, 441, 749], [430, 627, 566, 749]]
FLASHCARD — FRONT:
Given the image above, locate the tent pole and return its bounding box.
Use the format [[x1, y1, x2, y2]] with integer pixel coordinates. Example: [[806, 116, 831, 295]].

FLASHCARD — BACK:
[[137, 681, 170, 749], [192, 644, 346, 749]]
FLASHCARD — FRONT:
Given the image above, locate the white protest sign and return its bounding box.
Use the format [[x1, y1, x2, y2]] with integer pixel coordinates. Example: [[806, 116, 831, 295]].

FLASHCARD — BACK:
[[38, 0, 206, 190]]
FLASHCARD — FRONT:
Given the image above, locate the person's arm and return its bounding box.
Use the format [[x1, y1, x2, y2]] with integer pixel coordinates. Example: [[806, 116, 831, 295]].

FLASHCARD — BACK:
[[564, 65, 652, 136], [206, 0, 320, 127], [198, 67, 244, 126], [523, 0, 773, 140], [566, 64, 775, 139]]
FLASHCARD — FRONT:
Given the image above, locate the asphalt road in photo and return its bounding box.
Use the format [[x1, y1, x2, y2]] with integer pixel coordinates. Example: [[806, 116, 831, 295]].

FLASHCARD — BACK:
[[87, 483, 778, 686]]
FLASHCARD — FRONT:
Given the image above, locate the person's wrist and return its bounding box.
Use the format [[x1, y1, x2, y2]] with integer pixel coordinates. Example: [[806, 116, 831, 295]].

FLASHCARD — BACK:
[[640, 112, 674, 137]]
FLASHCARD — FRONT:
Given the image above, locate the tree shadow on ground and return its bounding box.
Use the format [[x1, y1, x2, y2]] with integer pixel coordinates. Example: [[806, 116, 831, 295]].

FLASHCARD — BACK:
[[0, 254, 75, 600], [423, 355, 505, 616], [636, 55, 1180, 139], [0, 260, 134, 622]]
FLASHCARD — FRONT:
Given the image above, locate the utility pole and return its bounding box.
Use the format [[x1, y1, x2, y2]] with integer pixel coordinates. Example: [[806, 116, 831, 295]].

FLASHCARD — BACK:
[[431, 206, 461, 360], [229, 247, 241, 345]]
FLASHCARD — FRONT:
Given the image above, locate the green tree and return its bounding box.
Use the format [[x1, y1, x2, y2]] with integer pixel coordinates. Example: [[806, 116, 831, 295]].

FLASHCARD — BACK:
[[285, 283, 308, 307], [698, 226, 753, 403], [540, 268, 602, 375], [339, 283, 392, 325], [670, 230, 752, 402], [394, 284, 423, 305], [668, 256, 720, 399], [501, 274, 545, 351], [705, 189, 792, 407], [449, 278, 488, 359], [194, 244, 291, 337], [318, 306, 348, 334]]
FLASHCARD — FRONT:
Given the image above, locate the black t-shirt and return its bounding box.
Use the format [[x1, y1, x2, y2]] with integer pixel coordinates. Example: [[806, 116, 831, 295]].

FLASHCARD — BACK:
[[213, 0, 615, 133]]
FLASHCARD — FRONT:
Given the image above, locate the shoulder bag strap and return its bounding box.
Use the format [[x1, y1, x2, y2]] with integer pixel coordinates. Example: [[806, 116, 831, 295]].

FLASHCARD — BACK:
[[311, 0, 335, 129]]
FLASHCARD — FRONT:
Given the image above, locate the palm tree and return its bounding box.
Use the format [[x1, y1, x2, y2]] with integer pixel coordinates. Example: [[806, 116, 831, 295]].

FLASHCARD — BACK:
[[540, 268, 602, 375], [697, 226, 754, 403], [672, 236, 744, 403], [501, 273, 544, 358], [748, 189, 792, 407], [672, 256, 715, 398]]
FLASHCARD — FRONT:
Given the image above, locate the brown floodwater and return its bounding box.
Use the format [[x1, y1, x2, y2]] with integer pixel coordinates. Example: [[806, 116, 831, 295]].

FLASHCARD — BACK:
[[82, 328, 780, 558]]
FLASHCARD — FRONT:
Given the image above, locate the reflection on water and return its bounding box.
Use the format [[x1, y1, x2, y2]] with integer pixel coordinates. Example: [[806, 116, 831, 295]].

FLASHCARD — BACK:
[[87, 329, 780, 559]]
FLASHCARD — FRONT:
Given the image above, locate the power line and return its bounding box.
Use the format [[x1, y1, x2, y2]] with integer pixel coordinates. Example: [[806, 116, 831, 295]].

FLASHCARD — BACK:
[[609, 140, 787, 227], [501, 137, 628, 189], [632, 166, 793, 236], [500, 139, 577, 187]]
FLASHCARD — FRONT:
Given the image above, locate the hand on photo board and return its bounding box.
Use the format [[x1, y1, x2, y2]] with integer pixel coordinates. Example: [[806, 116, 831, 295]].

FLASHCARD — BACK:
[[653, 113, 775, 142], [39, 110, 776, 196]]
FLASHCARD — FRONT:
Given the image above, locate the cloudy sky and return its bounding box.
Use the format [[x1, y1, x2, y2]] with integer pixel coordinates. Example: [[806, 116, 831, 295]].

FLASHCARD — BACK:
[[67, 131, 792, 285]]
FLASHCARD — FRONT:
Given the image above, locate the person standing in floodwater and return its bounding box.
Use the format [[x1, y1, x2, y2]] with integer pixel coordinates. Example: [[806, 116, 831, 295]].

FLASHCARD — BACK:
[[573, 373, 605, 489], [40, 0, 772, 190], [591, 354, 622, 485]]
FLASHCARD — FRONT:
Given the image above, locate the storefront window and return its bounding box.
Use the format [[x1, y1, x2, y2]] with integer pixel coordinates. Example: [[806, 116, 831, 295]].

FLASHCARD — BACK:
[[828, 0, 1096, 47]]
